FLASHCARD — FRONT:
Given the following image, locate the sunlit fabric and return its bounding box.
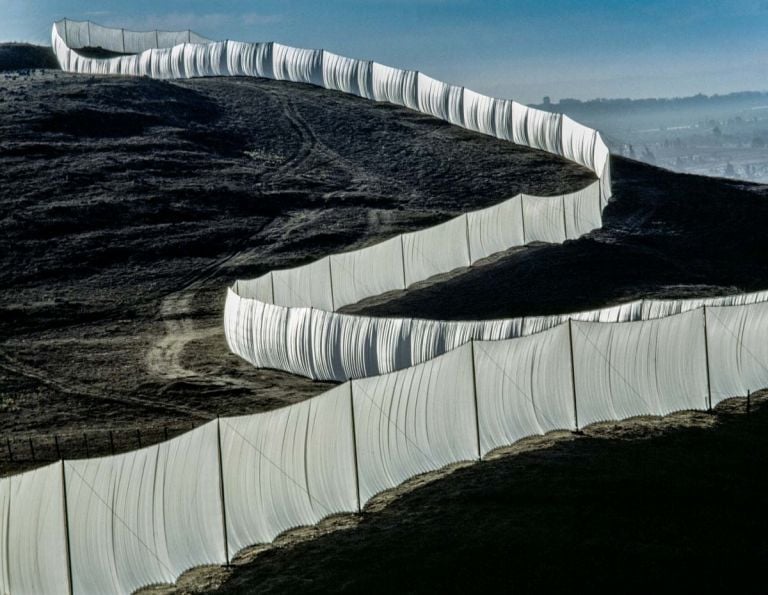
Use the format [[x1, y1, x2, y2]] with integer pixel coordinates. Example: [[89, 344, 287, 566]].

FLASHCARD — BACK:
[[19, 19, 768, 595]]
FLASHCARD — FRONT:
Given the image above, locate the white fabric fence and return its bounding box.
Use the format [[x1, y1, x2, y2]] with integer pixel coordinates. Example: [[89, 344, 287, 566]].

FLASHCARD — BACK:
[[226, 286, 768, 382], [6, 302, 768, 593], [50, 19, 615, 384], [33, 19, 768, 595]]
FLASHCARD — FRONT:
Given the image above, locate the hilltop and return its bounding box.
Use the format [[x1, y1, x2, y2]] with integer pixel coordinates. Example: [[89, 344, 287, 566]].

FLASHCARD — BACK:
[[0, 42, 57, 71]]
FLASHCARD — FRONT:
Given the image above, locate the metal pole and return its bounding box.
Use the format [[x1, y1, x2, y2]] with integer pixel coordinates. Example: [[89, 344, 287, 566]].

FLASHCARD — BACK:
[[702, 306, 713, 411], [270, 272, 276, 304], [328, 257, 335, 311], [61, 461, 75, 595], [121, 28, 126, 53], [567, 319, 580, 432], [400, 234, 408, 290], [464, 214, 473, 265], [349, 382, 362, 513], [86, 21, 91, 47], [215, 417, 231, 565], [561, 194, 568, 240], [155, 30, 159, 49], [469, 340, 482, 460], [55, 434, 62, 460], [136, 429, 142, 448], [28, 437, 35, 462], [520, 194, 526, 245]]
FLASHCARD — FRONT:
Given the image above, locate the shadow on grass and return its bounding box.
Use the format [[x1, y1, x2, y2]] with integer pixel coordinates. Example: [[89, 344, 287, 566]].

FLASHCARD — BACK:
[[216, 396, 768, 594]]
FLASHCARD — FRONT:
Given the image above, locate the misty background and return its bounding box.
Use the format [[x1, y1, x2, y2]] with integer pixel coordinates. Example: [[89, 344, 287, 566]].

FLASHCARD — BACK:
[[3, 0, 767, 182]]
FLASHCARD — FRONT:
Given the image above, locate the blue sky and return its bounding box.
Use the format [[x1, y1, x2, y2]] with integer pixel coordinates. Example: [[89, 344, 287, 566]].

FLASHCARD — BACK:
[[4, 0, 768, 104]]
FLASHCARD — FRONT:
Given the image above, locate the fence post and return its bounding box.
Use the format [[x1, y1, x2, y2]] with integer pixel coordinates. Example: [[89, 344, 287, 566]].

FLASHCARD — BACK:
[[702, 306, 713, 411], [567, 318, 580, 433], [400, 234, 408, 290], [61, 460, 74, 595], [328, 257, 336, 312], [464, 214, 473, 266], [520, 194, 526, 245], [349, 381, 362, 513], [469, 340, 482, 460], [215, 417, 231, 565], [561, 194, 568, 240], [155, 30, 159, 49]]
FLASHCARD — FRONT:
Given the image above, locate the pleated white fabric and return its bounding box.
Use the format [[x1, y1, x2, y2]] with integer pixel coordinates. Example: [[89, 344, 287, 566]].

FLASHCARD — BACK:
[[272, 43, 323, 85], [323, 52, 366, 96], [572, 310, 709, 427], [220, 384, 358, 557], [417, 73, 462, 123], [402, 214, 470, 287], [272, 257, 334, 311], [235, 273, 274, 303], [564, 181, 602, 239], [352, 343, 478, 505], [521, 194, 567, 244], [242, 42, 274, 78], [526, 107, 562, 155], [371, 63, 416, 107], [65, 422, 224, 595], [462, 88, 498, 136], [705, 301, 768, 406], [0, 463, 69, 595], [330, 236, 405, 310], [474, 324, 576, 455], [466, 194, 524, 263], [561, 116, 597, 171]]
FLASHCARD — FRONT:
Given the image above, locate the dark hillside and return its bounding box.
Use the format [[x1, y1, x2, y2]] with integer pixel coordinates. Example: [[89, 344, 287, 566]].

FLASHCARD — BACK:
[[0, 43, 57, 70]]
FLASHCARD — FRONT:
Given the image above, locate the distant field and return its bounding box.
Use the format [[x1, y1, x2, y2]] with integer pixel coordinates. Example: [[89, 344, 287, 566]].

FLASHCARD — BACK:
[[535, 92, 768, 183]]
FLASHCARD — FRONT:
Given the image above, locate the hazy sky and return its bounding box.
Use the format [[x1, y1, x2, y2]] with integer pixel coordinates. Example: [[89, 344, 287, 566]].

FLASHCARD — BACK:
[[4, 0, 768, 104]]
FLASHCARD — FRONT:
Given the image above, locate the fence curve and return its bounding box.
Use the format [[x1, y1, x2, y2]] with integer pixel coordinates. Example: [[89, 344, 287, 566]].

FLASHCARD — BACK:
[[0, 19, 764, 595]]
